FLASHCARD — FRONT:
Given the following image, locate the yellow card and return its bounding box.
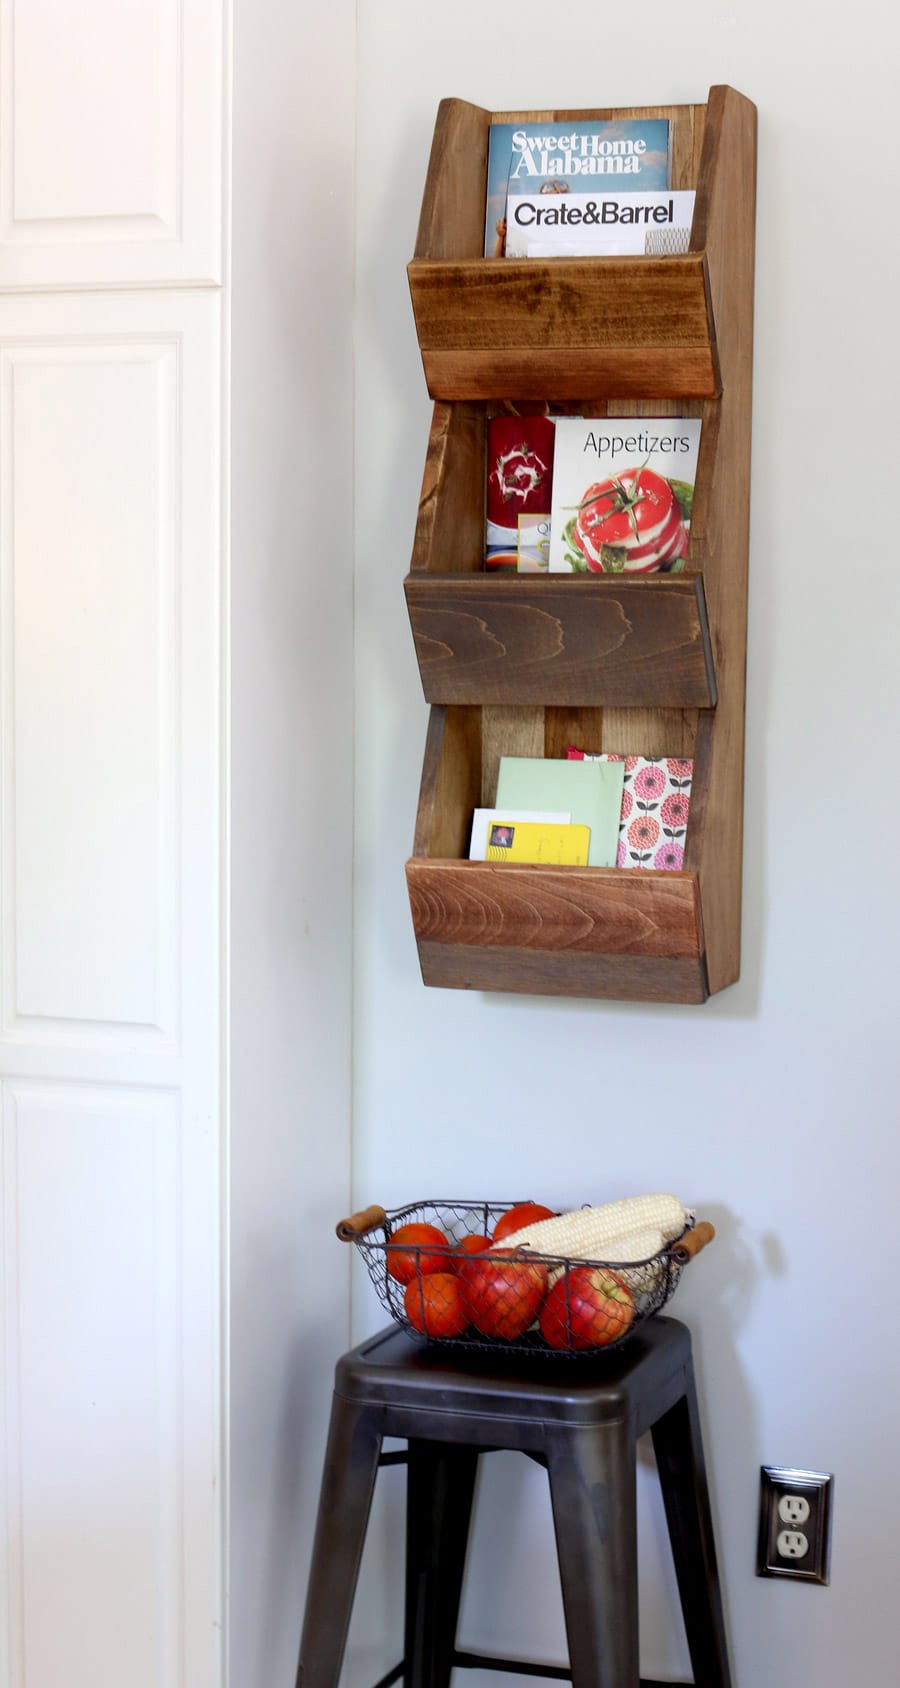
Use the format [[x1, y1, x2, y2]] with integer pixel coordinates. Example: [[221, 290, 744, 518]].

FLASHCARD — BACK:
[[485, 820, 590, 865]]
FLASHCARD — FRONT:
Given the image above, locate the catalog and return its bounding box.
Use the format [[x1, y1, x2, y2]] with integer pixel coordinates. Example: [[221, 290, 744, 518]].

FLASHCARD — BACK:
[[504, 189, 695, 258]]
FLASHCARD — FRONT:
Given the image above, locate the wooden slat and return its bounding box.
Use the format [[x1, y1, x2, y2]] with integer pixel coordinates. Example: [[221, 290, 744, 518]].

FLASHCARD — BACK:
[[411, 400, 485, 576], [406, 859, 703, 958], [415, 941, 708, 1003], [420, 347, 719, 403], [414, 98, 491, 262], [480, 704, 544, 804], [412, 706, 481, 860], [684, 86, 756, 993], [410, 255, 713, 348], [404, 573, 716, 707]]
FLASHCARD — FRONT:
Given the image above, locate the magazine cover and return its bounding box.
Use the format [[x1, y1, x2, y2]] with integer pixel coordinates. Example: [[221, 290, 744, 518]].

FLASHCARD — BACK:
[[505, 189, 695, 258], [484, 118, 670, 256], [548, 417, 702, 574], [485, 414, 556, 570]]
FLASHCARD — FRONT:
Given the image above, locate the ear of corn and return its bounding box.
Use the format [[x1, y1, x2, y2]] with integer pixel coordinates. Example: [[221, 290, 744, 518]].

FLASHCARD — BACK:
[[496, 1193, 691, 1261], [545, 1224, 667, 1291]]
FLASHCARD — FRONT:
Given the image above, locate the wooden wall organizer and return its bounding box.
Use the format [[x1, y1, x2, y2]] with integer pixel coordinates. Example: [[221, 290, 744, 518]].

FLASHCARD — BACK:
[[403, 86, 756, 1003]]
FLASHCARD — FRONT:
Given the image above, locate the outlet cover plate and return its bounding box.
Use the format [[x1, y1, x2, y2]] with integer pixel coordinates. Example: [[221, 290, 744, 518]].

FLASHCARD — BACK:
[[757, 1466, 833, 1584]]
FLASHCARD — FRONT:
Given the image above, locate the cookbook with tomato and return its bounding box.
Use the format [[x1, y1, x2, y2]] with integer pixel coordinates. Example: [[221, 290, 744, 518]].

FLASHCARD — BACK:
[[548, 417, 702, 574]]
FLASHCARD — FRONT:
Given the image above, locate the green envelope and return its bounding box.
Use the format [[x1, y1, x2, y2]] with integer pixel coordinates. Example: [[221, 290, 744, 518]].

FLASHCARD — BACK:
[[495, 757, 625, 868]]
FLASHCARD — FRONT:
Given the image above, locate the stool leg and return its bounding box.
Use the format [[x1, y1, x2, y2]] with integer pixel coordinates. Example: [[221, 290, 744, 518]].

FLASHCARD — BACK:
[[404, 1441, 479, 1688], [651, 1369, 732, 1688], [295, 1393, 383, 1688], [545, 1422, 639, 1688]]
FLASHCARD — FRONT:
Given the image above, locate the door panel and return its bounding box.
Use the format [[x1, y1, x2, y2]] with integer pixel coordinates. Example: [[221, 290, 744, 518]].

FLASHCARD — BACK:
[[0, 0, 223, 288], [0, 289, 222, 1687], [1, 1083, 181, 1688], [4, 340, 178, 1038]]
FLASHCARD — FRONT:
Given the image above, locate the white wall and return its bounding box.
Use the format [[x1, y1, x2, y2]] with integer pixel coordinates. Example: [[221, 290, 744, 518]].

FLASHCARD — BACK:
[[229, 3, 356, 1684], [350, 4, 900, 1685]]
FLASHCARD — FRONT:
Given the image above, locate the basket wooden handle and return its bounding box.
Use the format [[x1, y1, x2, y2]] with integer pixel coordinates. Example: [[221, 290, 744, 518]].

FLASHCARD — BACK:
[[336, 1205, 388, 1241], [671, 1220, 715, 1263]]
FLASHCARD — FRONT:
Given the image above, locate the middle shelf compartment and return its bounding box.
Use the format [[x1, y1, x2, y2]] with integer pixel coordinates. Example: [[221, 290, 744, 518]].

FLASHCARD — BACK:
[[405, 399, 717, 710]]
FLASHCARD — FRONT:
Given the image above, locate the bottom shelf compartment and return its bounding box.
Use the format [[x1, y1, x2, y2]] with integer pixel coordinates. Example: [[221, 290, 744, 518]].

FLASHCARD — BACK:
[[406, 702, 713, 1004]]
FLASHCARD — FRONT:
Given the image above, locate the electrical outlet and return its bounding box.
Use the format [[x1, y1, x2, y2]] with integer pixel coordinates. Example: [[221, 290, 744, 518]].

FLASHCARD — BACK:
[[757, 1467, 833, 1584]]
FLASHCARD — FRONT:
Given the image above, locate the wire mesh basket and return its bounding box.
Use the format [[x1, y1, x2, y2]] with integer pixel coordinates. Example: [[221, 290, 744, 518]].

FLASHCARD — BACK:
[[337, 1198, 714, 1357]]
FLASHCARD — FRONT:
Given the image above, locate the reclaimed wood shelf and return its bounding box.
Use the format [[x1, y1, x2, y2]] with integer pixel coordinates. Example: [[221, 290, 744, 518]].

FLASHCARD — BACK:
[[409, 703, 711, 1003], [403, 85, 756, 1003], [409, 96, 716, 401], [406, 399, 717, 709]]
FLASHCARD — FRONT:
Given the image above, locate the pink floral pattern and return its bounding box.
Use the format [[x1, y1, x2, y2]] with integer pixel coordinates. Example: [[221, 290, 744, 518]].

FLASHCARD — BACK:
[[627, 815, 660, 850], [660, 792, 690, 831], [633, 764, 667, 803], [567, 748, 693, 872], [654, 841, 684, 871]]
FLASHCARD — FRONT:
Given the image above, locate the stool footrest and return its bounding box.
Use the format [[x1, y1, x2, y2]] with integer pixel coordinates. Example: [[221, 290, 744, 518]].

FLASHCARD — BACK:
[[453, 1650, 570, 1679], [370, 1656, 694, 1686]]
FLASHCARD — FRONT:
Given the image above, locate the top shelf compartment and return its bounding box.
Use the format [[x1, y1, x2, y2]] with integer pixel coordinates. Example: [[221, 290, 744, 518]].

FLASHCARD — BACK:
[[407, 88, 753, 401]]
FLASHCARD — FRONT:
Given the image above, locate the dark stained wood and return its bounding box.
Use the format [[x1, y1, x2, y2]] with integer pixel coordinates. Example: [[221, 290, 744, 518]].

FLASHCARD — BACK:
[[414, 98, 491, 262], [543, 707, 603, 761], [409, 257, 720, 403], [410, 255, 714, 348], [418, 347, 719, 404], [407, 96, 721, 403], [412, 705, 481, 860], [404, 573, 716, 707], [683, 86, 756, 992], [406, 859, 703, 957], [414, 941, 708, 1003], [410, 400, 485, 576]]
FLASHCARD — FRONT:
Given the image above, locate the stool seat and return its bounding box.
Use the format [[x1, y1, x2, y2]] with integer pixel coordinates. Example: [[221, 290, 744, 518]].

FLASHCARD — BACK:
[[297, 1317, 732, 1688], [334, 1316, 694, 1438]]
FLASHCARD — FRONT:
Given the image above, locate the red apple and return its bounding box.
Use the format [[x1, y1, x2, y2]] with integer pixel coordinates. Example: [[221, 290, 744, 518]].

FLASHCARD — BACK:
[[385, 1223, 451, 1285], [461, 1249, 548, 1341], [492, 1202, 556, 1244], [451, 1234, 492, 1272], [404, 1272, 469, 1338], [539, 1266, 634, 1351]]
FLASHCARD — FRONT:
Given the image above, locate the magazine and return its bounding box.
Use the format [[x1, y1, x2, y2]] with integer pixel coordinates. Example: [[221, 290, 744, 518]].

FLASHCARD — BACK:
[[505, 190, 695, 259], [547, 417, 702, 574], [484, 118, 670, 257], [485, 414, 556, 570]]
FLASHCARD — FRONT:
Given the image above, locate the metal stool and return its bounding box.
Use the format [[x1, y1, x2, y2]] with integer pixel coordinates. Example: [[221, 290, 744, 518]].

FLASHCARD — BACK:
[[296, 1316, 731, 1688]]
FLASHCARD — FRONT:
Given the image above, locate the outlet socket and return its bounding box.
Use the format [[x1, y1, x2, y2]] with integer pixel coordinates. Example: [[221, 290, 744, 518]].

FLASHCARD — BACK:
[[757, 1467, 833, 1584]]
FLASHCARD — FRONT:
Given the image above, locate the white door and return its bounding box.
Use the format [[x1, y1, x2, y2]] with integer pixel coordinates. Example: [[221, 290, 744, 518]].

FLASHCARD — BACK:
[[0, 8, 226, 1686]]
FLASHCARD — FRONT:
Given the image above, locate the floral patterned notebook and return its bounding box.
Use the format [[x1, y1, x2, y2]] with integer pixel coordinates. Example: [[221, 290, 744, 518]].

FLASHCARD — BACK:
[[566, 751, 693, 870]]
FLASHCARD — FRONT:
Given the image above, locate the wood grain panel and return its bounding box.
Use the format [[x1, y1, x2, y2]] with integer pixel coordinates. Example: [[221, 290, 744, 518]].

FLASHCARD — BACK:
[[406, 859, 703, 958], [683, 86, 756, 992], [405, 573, 715, 707], [409, 255, 719, 401], [419, 348, 719, 403], [410, 255, 712, 346], [415, 942, 708, 1003]]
